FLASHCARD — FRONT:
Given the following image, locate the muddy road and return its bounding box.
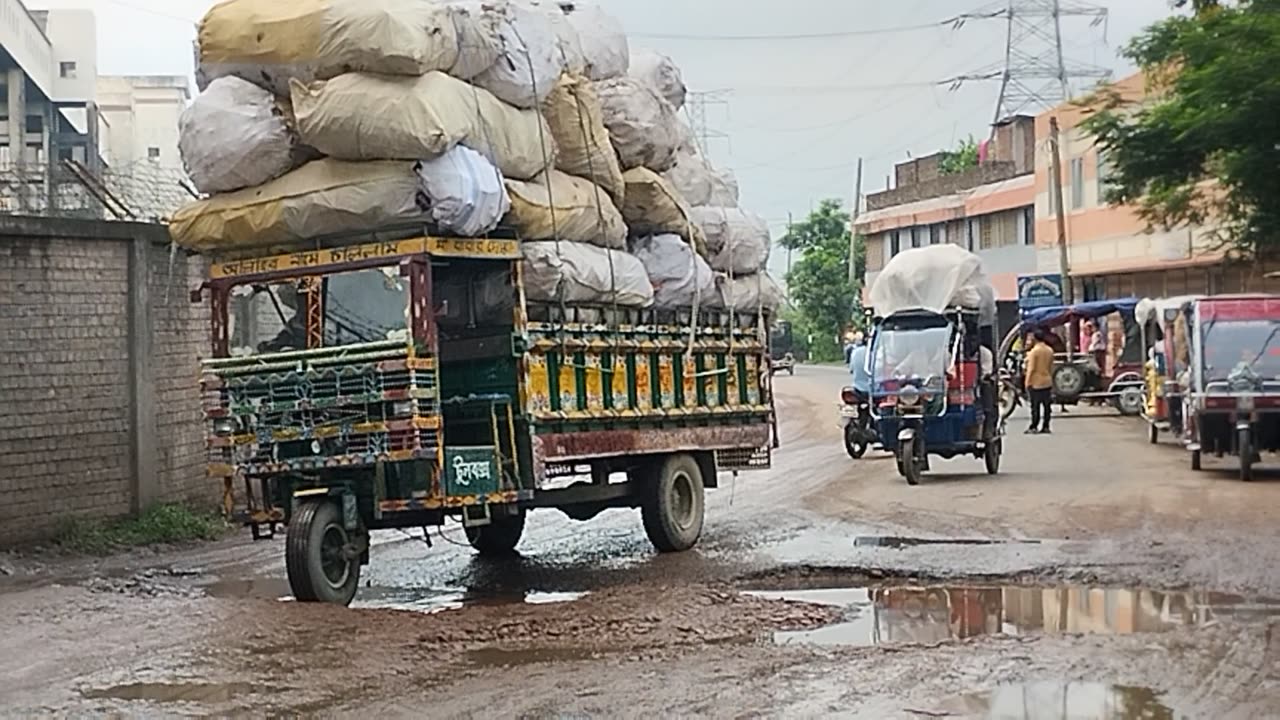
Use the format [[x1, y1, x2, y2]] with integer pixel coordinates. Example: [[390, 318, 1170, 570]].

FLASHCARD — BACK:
[[3, 365, 1280, 718]]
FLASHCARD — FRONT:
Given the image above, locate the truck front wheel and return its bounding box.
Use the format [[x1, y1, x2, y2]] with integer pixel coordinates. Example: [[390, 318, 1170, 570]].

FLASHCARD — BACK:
[[286, 500, 363, 606], [641, 454, 706, 553], [465, 511, 526, 556]]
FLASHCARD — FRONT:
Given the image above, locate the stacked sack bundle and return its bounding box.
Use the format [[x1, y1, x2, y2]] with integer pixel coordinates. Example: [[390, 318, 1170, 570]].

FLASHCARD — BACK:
[[169, 0, 782, 315]]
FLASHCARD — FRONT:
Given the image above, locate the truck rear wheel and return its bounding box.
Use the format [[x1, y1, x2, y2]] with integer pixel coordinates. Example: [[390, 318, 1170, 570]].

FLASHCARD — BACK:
[[286, 500, 362, 606], [641, 454, 706, 553], [465, 512, 526, 556]]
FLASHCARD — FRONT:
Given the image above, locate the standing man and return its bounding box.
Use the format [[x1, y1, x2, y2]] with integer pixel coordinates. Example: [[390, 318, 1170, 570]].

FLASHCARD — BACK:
[[1025, 331, 1055, 434]]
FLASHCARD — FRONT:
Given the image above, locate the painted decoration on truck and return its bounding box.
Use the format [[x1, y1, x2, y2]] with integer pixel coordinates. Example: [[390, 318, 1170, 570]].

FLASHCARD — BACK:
[[585, 354, 605, 413], [526, 354, 551, 414], [559, 356, 579, 413], [704, 355, 723, 407], [726, 355, 740, 408], [657, 354, 675, 409], [635, 355, 652, 412], [745, 355, 761, 405], [611, 354, 630, 412], [682, 353, 698, 410]]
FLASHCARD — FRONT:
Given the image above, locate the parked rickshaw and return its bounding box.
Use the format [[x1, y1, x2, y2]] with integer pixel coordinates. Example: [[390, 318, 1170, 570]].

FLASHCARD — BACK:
[[1136, 296, 1199, 444], [998, 299, 1146, 416], [867, 246, 1003, 485], [1184, 295, 1280, 480]]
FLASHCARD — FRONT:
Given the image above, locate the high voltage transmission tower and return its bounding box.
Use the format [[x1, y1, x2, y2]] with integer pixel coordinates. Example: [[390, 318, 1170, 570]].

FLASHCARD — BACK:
[[961, 0, 1112, 124], [683, 90, 730, 156]]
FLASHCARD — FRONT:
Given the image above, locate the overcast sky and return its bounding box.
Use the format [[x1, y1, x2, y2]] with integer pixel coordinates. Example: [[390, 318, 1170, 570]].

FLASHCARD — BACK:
[[47, 0, 1178, 277]]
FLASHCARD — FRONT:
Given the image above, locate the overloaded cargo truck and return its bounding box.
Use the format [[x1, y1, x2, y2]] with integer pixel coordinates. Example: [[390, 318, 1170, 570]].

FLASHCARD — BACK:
[[196, 226, 778, 605]]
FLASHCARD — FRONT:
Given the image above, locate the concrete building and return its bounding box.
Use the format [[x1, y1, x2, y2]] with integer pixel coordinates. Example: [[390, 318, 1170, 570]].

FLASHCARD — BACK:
[[1033, 72, 1280, 299], [856, 115, 1039, 331], [96, 74, 189, 172]]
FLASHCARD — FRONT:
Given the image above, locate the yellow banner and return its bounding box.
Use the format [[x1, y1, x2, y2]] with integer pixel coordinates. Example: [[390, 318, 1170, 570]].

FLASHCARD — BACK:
[[210, 236, 519, 279], [425, 237, 521, 259]]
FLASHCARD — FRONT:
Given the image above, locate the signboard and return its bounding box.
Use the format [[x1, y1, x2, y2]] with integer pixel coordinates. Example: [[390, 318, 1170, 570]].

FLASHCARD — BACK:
[[1017, 274, 1064, 310], [210, 236, 519, 280], [444, 446, 500, 497]]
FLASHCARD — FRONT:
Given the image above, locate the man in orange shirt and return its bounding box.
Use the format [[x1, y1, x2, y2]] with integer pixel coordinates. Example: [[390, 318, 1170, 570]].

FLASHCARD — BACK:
[[1024, 331, 1055, 434]]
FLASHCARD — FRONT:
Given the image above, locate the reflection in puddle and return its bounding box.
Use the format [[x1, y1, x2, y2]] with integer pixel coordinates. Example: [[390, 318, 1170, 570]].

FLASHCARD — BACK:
[[82, 682, 271, 704], [944, 681, 1174, 719], [746, 583, 1280, 648]]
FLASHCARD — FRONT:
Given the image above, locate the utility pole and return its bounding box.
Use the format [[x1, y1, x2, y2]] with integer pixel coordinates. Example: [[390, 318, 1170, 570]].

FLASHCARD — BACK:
[[1048, 115, 1077, 356], [848, 158, 863, 287]]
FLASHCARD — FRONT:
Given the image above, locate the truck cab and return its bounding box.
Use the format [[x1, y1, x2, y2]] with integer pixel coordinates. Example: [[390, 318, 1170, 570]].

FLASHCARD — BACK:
[[196, 227, 777, 604]]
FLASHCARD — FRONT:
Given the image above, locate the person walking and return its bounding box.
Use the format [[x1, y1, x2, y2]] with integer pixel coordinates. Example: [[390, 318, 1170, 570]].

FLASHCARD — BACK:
[[1025, 331, 1055, 434]]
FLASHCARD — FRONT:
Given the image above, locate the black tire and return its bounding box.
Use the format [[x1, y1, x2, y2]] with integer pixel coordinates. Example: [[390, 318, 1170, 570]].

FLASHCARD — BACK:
[[641, 454, 706, 552], [1191, 449, 1202, 471], [1115, 387, 1144, 416], [1240, 429, 1254, 482], [984, 439, 1002, 475], [788, 367, 795, 376], [465, 512, 526, 556], [1052, 364, 1087, 399], [844, 424, 868, 459], [901, 439, 922, 486], [1148, 422, 1159, 445], [286, 500, 362, 606]]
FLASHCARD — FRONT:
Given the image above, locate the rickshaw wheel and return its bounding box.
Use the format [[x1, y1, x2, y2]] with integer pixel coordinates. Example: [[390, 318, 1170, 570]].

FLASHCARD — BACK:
[[900, 440, 922, 486], [1148, 423, 1159, 445], [984, 439, 1002, 475], [1239, 429, 1254, 482]]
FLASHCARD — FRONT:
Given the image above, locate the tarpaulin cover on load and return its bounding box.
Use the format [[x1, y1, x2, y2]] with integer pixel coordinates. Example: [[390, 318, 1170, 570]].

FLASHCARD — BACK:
[[868, 244, 997, 324]]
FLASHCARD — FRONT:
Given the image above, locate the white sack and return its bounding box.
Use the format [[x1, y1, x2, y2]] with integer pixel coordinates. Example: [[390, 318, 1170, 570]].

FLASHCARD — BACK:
[[169, 159, 422, 252], [180, 77, 309, 194], [473, 2, 563, 109], [631, 234, 716, 309], [291, 72, 554, 181], [691, 206, 771, 275], [559, 2, 629, 80], [416, 146, 510, 236], [869, 244, 997, 324], [445, 2, 504, 79], [197, 0, 459, 96], [620, 167, 707, 253], [673, 118, 698, 155], [595, 77, 681, 172], [629, 49, 686, 110], [542, 74, 625, 200], [709, 166, 740, 206], [715, 273, 786, 314], [522, 241, 654, 307], [528, 1, 586, 75], [505, 170, 627, 248], [662, 150, 714, 207]]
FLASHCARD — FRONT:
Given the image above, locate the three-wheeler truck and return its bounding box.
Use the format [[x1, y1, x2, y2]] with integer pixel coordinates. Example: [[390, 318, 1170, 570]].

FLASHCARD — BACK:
[[195, 226, 777, 604]]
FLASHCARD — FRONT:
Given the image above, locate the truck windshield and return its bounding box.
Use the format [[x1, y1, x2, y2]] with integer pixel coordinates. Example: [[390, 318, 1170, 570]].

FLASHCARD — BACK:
[[871, 326, 952, 386], [228, 267, 409, 356], [1201, 319, 1280, 383]]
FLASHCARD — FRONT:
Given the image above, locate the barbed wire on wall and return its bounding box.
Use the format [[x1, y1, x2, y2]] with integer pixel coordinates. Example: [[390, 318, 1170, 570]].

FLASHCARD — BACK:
[[0, 159, 194, 223]]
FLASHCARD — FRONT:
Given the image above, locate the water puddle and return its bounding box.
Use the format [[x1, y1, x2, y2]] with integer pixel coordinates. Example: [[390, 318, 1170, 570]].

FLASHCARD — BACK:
[[82, 681, 272, 704], [204, 577, 587, 613], [938, 681, 1174, 719], [854, 536, 1040, 549], [746, 582, 1280, 648]]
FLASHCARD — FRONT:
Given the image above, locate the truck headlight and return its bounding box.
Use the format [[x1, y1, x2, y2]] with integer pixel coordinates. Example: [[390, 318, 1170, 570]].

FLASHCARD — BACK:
[[212, 418, 237, 437]]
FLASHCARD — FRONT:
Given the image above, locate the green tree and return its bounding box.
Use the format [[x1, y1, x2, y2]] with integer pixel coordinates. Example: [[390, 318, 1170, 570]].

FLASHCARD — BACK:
[[780, 199, 861, 362], [1080, 0, 1280, 258], [939, 136, 980, 175]]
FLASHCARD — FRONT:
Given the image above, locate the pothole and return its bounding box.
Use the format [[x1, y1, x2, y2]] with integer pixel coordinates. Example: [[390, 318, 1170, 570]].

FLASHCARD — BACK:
[[937, 681, 1174, 719], [744, 582, 1280, 648]]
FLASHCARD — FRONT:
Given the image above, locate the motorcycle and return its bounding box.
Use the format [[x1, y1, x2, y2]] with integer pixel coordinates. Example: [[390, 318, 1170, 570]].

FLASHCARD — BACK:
[[840, 386, 878, 459]]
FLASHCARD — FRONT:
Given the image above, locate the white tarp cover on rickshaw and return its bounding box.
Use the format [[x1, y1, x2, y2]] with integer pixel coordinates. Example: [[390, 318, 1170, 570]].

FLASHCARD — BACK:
[[1135, 296, 1201, 327], [869, 245, 996, 325]]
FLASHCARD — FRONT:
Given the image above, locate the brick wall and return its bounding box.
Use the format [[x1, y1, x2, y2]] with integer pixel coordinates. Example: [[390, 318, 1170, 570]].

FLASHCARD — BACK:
[[0, 218, 213, 546]]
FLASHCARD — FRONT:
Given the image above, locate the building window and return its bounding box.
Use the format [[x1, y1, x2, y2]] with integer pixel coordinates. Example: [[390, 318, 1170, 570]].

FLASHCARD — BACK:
[[889, 230, 901, 257], [147, 146, 161, 161], [1070, 157, 1085, 210], [1021, 206, 1035, 245], [929, 223, 942, 245], [966, 218, 978, 251], [1096, 149, 1112, 205], [25, 114, 42, 134], [912, 225, 926, 249], [60, 61, 77, 79]]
